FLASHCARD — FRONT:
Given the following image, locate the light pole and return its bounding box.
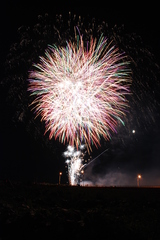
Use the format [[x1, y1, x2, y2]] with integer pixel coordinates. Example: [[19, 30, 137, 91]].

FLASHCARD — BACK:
[[81, 169, 84, 186], [137, 174, 141, 187], [59, 172, 62, 185]]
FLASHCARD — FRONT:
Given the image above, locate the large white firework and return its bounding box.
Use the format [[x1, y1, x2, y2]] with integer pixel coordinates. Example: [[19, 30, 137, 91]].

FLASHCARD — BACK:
[[28, 34, 131, 152]]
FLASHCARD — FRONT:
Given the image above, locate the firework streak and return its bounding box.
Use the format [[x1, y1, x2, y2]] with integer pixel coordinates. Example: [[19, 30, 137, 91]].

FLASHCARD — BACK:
[[28, 34, 131, 151]]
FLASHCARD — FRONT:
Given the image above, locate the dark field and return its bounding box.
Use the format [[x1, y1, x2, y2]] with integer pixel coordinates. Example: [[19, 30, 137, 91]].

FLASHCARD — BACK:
[[1, 183, 160, 239]]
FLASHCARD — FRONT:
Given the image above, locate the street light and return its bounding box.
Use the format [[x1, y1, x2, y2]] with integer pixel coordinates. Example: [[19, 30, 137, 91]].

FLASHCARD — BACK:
[[137, 174, 142, 187], [81, 169, 84, 186], [59, 172, 62, 185]]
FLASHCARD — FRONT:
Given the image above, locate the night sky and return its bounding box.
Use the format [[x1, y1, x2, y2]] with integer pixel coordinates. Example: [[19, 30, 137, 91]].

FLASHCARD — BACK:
[[1, 1, 160, 186]]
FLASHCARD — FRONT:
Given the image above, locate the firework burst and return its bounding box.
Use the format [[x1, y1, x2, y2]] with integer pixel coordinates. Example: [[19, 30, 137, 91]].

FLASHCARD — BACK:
[[3, 12, 160, 186], [64, 144, 85, 185], [28, 33, 131, 151]]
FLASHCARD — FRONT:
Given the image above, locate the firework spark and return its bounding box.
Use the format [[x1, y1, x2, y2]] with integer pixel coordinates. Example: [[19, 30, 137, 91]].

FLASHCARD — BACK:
[[28, 33, 131, 151], [64, 144, 85, 185]]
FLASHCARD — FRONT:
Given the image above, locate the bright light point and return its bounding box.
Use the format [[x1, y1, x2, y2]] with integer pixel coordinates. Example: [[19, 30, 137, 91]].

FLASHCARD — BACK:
[[64, 151, 68, 156], [137, 174, 142, 187], [63, 150, 73, 157], [73, 151, 81, 157], [65, 159, 70, 164], [80, 144, 85, 150], [132, 129, 135, 134], [67, 145, 74, 152], [67, 151, 73, 157]]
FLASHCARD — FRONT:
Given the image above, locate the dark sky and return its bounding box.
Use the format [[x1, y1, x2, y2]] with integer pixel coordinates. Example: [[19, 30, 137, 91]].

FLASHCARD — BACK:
[[1, 1, 160, 185]]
